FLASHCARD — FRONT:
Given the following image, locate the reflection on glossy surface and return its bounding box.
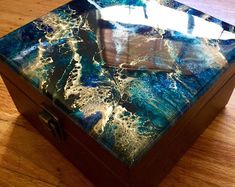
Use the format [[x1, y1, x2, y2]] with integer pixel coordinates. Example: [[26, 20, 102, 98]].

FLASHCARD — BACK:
[[0, 0, 235, 165], [100, 3, 224, 39]]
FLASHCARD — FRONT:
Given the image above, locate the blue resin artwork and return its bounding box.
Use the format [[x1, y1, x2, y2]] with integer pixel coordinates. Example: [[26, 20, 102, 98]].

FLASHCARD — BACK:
[[0, 0, 235, 166]]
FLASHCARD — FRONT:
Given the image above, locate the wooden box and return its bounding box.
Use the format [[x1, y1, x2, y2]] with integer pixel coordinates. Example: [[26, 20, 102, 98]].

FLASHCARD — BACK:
[[0, 0, 235, 186]]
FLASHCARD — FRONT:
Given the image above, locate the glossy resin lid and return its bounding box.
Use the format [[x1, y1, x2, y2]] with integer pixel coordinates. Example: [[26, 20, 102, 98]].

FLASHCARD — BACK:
[[0, 0, 235, 166]]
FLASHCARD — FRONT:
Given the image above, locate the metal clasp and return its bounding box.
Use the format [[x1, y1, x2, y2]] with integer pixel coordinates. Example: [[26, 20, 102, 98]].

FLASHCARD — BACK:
[[38, 105, 64, 143]]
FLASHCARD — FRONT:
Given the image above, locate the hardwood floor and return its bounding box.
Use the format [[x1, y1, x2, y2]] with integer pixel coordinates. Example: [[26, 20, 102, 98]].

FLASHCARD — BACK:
[[0, 0, 234, 186]]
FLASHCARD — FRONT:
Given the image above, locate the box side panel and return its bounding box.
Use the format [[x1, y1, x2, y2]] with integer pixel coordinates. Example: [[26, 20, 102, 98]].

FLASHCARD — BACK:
[[1, 74, 130, 187], [0, 56, 130, 186], [130, 73, 235, 186]]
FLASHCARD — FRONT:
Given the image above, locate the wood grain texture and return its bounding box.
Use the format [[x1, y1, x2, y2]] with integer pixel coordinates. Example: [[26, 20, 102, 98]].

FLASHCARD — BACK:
[[0, 0, 235, 186]]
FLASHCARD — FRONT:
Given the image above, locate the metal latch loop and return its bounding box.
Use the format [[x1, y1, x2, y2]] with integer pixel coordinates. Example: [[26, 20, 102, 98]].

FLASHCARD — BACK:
[[38, 105, 64, 142]]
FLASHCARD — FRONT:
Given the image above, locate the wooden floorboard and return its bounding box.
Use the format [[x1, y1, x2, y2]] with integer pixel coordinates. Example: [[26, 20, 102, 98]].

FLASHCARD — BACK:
[[0, 0, 234, 186]]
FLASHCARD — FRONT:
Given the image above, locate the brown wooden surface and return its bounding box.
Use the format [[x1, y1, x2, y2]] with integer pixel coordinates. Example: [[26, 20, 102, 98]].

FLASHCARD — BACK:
[[0, 0, 235, 186]]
